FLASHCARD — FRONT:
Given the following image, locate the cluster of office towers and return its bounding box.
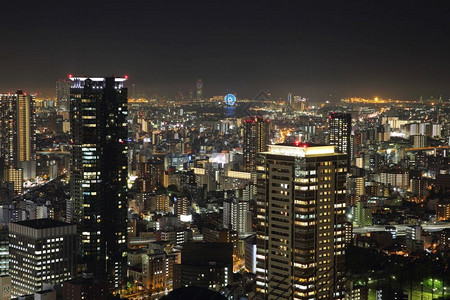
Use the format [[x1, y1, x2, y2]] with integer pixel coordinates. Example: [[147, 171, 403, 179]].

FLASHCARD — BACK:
[[6, 77, 128, 297], [6, 75, 353, 299]]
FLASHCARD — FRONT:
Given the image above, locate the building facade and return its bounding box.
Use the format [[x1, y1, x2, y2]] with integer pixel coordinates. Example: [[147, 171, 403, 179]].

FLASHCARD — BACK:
[[223, 197, 249, 234], [173, 242, 232, 291], [9, 219, 76, 297], [62, 273, 110, 300], [69, 76, 128, 287], [0, 90, 36, 187], [329, 112, 351, 168], [56, 78, 71, 112], [256, 143, 347, 299], [243, 117, 269, 171]]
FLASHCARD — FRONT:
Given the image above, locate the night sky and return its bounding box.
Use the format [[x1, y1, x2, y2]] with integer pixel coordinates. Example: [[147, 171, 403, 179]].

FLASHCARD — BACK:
[[1, 1, 450, 101]]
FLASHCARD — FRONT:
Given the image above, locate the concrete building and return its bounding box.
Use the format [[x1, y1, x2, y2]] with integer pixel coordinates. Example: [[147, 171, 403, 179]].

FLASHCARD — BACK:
[[223, 197, 249, 234], [173, 242, 232, 291], [244, 234, 257, 274], [62, 273, 109, 300]]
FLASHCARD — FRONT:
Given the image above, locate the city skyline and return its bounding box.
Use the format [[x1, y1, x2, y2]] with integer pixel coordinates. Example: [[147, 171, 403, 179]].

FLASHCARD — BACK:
[[2, 1, 450, 100], [1, 1, 450, 299]]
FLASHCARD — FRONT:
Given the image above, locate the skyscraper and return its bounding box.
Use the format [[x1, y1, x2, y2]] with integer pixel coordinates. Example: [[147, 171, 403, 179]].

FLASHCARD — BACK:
[[256, 143, 347, 299], [69, 76, 128, 287], [56, 78, 71, 111], [195, 79, 203, 100], [223, 197, 249, 234], [0, 90, 36, 186], [329, 112, 352, 168], [243, 116, 269, 171]]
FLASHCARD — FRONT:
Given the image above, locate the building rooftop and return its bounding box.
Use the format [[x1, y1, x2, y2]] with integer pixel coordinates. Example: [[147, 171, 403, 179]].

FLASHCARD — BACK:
[[262, 143, 341, 158], [276, 142, 327, 147], [13, 219, 72, 229]]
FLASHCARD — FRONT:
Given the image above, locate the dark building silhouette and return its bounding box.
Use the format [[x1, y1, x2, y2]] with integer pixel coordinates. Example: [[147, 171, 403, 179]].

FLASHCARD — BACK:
[[243, 117, 269, 171], [173, 242, 233, 290], [62, 272, 110, 300], [69, 76, 128, 287]]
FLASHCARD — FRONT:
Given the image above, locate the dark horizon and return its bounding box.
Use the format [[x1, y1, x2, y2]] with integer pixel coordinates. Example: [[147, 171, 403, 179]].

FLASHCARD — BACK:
[[2, 1, 450, 101]]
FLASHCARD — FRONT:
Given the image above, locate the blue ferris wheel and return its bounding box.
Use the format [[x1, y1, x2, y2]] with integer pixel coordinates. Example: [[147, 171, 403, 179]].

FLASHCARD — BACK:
[[224, 94, 236, 106]]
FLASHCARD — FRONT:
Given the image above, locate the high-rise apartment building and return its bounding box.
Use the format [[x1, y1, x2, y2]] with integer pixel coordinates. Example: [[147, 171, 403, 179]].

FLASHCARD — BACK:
[[9, 219, 76, 297], [0, 91, 36, 186], [223, 197, 249, 234], [56, 78, 71, 111], [174, 196, 188, 219], [256, 143, 347, 299], [329, 112, 351, 168], [69, 76, 128, 287], [243, 116, 269, 171]]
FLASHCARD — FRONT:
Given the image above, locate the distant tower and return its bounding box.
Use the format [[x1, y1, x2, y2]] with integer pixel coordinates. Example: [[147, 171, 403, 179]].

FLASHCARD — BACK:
[[243, 117, 270, 171], [56, 78, 71, 111], [196, 79, 203, 100], [329, 112, 352, 168], [287, 92, 293, 107], [300, 97, 307, 112]]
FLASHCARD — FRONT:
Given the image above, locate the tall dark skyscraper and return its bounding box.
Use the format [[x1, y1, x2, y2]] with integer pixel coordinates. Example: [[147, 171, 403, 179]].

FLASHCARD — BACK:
[[69, 76, 128, 287], [329, 112, 352, 168], [243, 116, 269, 171], [256, 143, 347, 299]]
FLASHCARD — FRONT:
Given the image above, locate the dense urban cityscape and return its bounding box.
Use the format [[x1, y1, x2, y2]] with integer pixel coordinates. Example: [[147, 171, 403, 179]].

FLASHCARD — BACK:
[[1, 1, 450, 300], [0, 78, 448, 300]]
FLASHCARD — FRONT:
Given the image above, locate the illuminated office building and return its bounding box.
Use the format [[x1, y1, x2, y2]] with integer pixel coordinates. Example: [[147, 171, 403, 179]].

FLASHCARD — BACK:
[[69, 76, 128, 287], [243, 116, 269, 171], [0, 90, 36, 187], [329, 112, 351, 168], [9, 219, 76, 297], [256, 143, 347, 299], [5, 168, 23, 195]]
